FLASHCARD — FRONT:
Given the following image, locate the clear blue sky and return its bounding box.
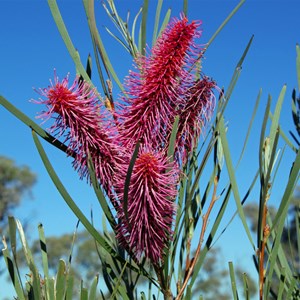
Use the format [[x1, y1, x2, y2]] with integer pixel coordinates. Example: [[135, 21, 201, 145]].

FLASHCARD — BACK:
[[0, 0, 299, 298]]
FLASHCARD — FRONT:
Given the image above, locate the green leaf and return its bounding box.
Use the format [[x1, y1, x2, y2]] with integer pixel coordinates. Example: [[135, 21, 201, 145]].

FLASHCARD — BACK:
[[15, 218, 41, 300], [88, 275, 99, 300], [264, 150, 300, 297], [65, 276, 74, 300], [47, 0, 94, 87], [109, 262, 129, 300], [152, 0, 163, 46], [132, 7, 143, 56], [217, 35, 254, 119], [271, 135, 300, 229], [167, 115, 179, 160], [206, 0, 246, 50], [242, 273, 250, 300], [47, 278, 56, 300], [80, 283, 89, 300], [123, 141, 140, 226], [286, 277, 297, 299], [37, 223, 52, 300], [157, 8, 171, 38], [189, 185, 231, 287], [0, 96, 73, 156], [55, 260, 66, 300], [236, 89, 262, 168], [83, 0, 124, 91], [269, 86, 286, 153], [140, 0, 149, 55], [183, 0, 188, 17], [229, 262, 239, 300], [87, 154, 116, 230], [2, 237, 25, 300], [219, 117, 255, 248]]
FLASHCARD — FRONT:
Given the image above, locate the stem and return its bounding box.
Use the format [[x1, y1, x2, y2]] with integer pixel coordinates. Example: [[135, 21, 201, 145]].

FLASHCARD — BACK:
[[176, 176, 219, 300], [258, 187, 270, 300], [154, 264, 173, 300]]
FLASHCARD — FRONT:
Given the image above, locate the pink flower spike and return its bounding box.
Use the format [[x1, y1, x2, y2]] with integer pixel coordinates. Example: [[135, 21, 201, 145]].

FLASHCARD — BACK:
[[118, 16, 202, 150], [33, 72, 124, 196], [176, 76, 217, 164], [116, 145, 179, 264]]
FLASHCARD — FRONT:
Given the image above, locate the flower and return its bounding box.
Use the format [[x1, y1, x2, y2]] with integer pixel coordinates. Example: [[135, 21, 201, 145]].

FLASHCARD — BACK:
[[175, 76, 217, 163], [116, 145, 179, 264], [118, 16, 202, 150], [33, 72, 124, 196]]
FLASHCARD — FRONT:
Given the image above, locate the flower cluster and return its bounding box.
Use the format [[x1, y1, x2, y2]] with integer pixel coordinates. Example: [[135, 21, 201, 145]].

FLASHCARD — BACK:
[[34, 15, 217, 264], [33, 73, 124, 196], [115, 145, 178, 263]]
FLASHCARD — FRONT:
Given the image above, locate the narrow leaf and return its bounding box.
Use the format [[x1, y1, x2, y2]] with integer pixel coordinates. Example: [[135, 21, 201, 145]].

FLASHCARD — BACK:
[[55, 260, 66, 300], [88, 275, 99, 300], [123, 141, 140, 225], [140, 0, 149, 55], [167, 115, 179, 160], [47, 0, 93, 87], [219, 117, 255, 248], [87, 154, 116, 229], [206, 0, 246, 50], [2, 238, 25, 300], [229, 262, 239, 300], [0, 96, 73, 156], [152, 0, 163, 46], [183, 0, 188, 17]]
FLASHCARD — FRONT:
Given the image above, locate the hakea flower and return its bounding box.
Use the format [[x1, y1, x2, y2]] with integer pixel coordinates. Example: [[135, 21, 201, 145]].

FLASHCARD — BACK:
[[115, 145, 179, 264], [32, 73, 125, 195], [175, 76, 217, 163], [118, 15, 202, 150]]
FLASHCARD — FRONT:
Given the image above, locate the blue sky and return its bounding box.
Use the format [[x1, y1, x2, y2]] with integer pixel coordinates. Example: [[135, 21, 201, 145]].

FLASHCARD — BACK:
[[0, 0, 299, 298]]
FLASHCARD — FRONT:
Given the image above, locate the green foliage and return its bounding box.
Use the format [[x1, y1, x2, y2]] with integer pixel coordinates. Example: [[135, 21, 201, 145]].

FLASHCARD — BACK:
[[2, 217, 99, 300]]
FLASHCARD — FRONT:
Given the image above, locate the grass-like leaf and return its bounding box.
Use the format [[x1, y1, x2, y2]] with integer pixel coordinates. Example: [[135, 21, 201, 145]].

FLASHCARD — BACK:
[[229, 262, 239, 300], [0, 95, 74, 157], [140, 0, 149, 55], [47, 0, 93, 87], [84, 0, 124, 91], [38, 223, 50, 288], [206, 0, 246, 50], [219, 116, 255, 248], [88, 275, 99, 300], [269, 86, 287, 152], [183, 0, 188, 17], [264, 149, 300, 297], [152, 0, 163, 46], [167, 115, 179, 160], [157, 8, 171, 38], [87, 153, 116, 230], [2, 237, 25, 300], [65, 276, 74, 300], [56, 260, 67, 300], [123, 141, 140, 227]]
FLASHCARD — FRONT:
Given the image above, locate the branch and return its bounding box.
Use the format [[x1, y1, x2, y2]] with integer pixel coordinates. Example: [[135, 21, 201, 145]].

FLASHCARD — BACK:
[[176, 176, 219, 300]]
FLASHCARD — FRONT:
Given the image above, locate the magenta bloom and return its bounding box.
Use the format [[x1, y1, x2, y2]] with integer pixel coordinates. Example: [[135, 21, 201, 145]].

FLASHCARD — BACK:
[[116, 146, 179, 263], [33, 73, 124, 195], [176, 76, 217, 163], [118, 16, 202, 150]]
